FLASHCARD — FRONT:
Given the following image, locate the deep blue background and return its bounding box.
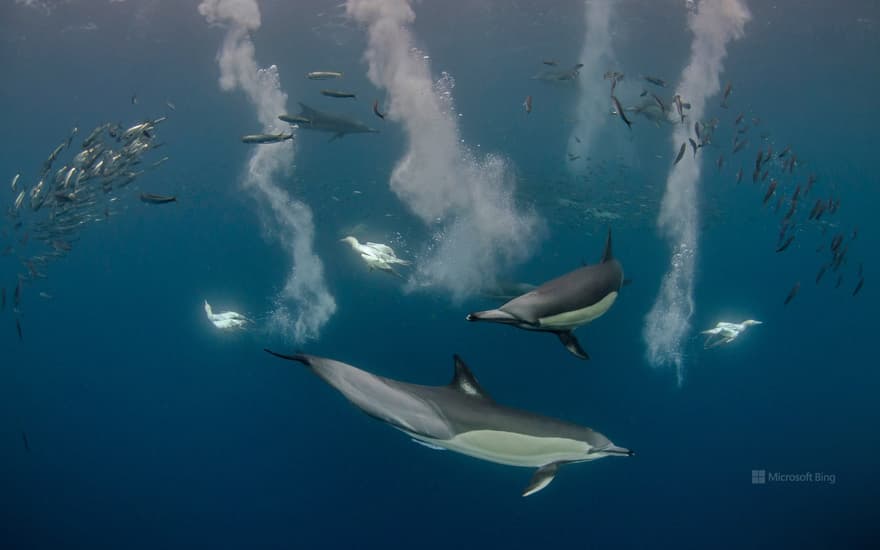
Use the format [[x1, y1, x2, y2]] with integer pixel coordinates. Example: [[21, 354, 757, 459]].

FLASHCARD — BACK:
[[1, 0, 878, 548]]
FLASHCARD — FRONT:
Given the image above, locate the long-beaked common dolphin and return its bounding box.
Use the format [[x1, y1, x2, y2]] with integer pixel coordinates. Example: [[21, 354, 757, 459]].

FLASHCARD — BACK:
[[264, 350, 632, 496], [532, 63, 584, 82], [466, 229, 623, 360], [286, 102, 379, 141]]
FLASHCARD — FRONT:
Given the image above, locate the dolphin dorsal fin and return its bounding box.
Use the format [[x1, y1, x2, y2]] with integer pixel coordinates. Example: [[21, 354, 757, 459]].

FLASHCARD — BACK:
[[601, 228, 613, 263], [449, 355, 492, 400], [298, 102, 319, 117]]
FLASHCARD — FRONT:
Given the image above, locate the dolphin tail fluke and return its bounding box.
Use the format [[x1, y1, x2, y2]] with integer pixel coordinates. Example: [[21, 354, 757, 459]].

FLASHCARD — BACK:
[[556, 331, 589, 360], [465, 309, 520, 324], [601, 228, 613, 263], [523, 462, 560, 497], [264, 348, 311, 366]]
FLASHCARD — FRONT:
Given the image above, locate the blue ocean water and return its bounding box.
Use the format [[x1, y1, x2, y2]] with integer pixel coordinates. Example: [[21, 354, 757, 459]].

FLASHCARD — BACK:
[[1, 0, 878, 548]]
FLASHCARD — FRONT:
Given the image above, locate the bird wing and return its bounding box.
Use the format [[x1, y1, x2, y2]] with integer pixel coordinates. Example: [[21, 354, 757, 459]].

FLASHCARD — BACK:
[[366, 242, 395, 256]]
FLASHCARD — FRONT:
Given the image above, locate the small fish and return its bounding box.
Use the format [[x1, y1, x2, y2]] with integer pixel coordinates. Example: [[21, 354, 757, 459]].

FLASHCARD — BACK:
[[542, 60, 558, 66], [523, 95, 532, 114], [784, 282, 800, 305], [166, 100, 176, 111], [567, 154, 581, 162], [830, 198, 840, 214], [674, 143, 686, 165], [39, 292, 52, 300], [808, 199, 821, 220], [611, 95, 631, 129], [131, 93, 138, 105], [733, 138, 748, 154], [852, 226, 859, 241], [574, 136, 581, 143], [783, 198, 797, 221], [694, 121, 701, 142], [717, 154, 724, 171], [10, 173, 20, 192], [241, 133, 294, 144], [16, 318, 23, 342], [779, 145, 791, 158], [640, 89, 647, 97], [14, 280, 21, 309], [643, 75, 667, 87], [22, 432, 30, 453], [673, 94, 684, 123], [830, 234, 843, 252], [763, 180, 777, 205], [774, 194, 785, 214], [761, 170, 769, 182], [278, 114, 311, 125], [372, 99, 386, 119], [140, 193, 177, 204], [689, 138, 698, 158], [858, 262, 864, 278], [853, 277, 864, 296], [816, 265, 827, 284], [805, 174, 816, 197], [735, 112, 744, 125], [832, 246, 848, 272], [835, 274, 844, 289], [320, 89, 356, 99], [721, 81, 732, 107], [736, 167, 743, 184], [651, 93, 666, 112], [66, 127, 78, 148], [776, 235, 795, 252], [307, 71, 343, 80]]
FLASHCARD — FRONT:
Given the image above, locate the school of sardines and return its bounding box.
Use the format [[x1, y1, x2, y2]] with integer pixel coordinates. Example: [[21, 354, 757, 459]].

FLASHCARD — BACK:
[[1, 116, 173, 340]]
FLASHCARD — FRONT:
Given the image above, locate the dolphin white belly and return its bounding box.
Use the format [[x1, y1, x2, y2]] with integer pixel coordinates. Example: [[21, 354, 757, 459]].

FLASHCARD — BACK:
[[409, 430, 593, 468], [537, 291, 618, 330]]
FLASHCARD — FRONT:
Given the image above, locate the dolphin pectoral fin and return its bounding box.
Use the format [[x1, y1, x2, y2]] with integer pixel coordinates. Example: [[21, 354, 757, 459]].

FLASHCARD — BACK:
[[523, 463, 560, 497], [556, 331, 589, 360], [465, 309, 520, 324]]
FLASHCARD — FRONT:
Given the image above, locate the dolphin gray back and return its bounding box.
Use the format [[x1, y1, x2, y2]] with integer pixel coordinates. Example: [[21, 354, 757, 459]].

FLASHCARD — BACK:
[[501, 260, 622, 323], [500, 231, 622, 323], [297, 102, 376, 134], [277, 353, 456, 439]]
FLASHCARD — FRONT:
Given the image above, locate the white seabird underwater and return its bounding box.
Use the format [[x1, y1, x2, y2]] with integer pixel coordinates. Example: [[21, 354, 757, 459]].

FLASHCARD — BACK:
[[204, 300, 250, 330], [701, 319, 762, 349]]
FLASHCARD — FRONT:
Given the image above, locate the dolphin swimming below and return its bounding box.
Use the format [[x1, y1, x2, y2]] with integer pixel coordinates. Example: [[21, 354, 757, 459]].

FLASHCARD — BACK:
[[466, 230, 624, 360], [532, 63, 584, 82], [264, 350, 632, 496], [285, 102, 379, 141]]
